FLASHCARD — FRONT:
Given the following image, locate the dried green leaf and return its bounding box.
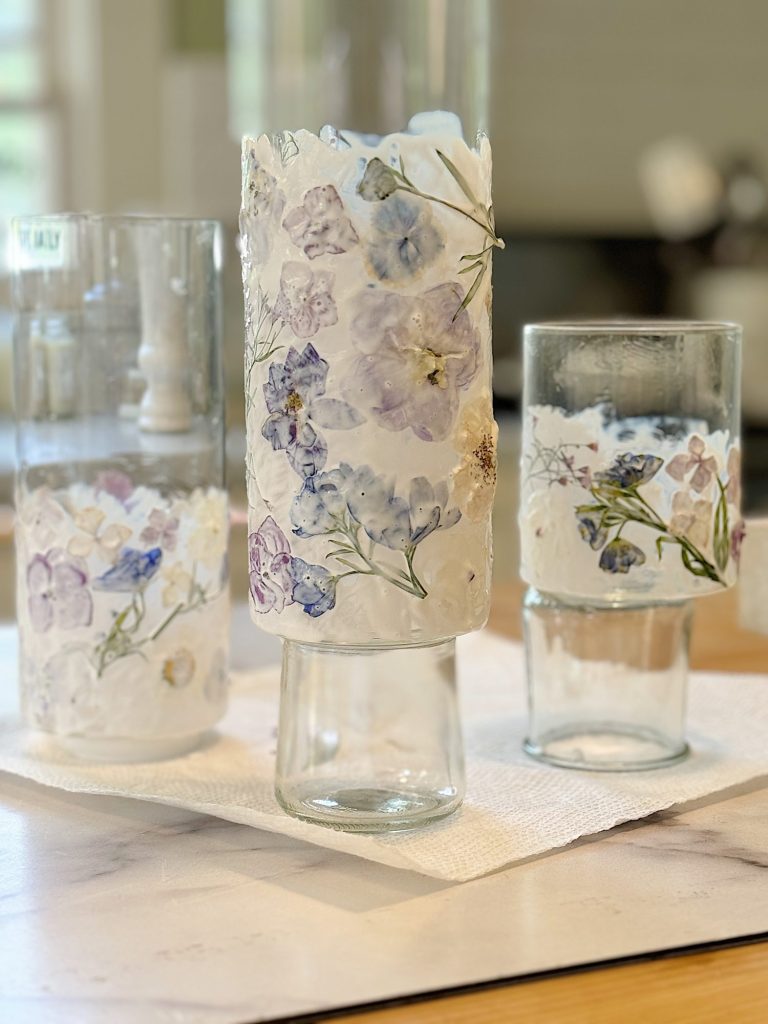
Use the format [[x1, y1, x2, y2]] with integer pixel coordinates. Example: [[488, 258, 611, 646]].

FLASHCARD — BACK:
[[436, 149, 479, 207]]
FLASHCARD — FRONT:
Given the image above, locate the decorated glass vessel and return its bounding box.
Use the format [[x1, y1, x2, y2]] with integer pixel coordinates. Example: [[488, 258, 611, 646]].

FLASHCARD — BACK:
[[12, 215, 229, 762], [237, 0, 498, 828], [519, 321, 742, 770]]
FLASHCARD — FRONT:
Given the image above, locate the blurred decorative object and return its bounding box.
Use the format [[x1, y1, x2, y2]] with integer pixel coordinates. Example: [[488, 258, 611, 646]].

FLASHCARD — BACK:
[[739, 517, 768, 635], [239, 0, 495, 831], [11, 215, 229, 762], [639, 138, 723, 240], [520, 321, 742, 770], [641, 138, 768, 425]]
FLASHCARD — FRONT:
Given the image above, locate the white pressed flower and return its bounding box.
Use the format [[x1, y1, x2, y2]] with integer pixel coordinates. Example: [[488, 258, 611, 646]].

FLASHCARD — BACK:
[[450, 390, 498, 522], [67, 506, 131, 563], [161, 563, 193, 608], [188, 489, 229, 568]]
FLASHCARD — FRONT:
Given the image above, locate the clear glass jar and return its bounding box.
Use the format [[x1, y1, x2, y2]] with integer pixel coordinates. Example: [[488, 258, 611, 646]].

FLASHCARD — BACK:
[[238, 1, 497, 827], [12, 215, 229, 762], [519, 321, 742, 770], [275, 639, 463, 830]]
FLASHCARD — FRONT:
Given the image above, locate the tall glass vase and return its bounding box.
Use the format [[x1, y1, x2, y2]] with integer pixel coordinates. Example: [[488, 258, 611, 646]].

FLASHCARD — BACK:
[[238, 0, 498, 829]]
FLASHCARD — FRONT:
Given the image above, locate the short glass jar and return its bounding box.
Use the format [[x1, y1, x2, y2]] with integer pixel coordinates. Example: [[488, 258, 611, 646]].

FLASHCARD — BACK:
[[519, 321, 742, 770], [12, 215, 229, 762]]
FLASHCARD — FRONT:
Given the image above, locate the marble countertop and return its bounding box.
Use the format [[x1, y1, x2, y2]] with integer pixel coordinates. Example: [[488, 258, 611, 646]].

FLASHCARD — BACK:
[[1, 609, 767, 1024]]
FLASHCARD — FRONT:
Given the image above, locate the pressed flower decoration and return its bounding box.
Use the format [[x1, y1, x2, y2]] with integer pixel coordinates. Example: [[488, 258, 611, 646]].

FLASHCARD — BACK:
[[573, 438, 742, 585], [283, 185, 359, 259], [273, 261, 338, 339], [27, 549, 93, 633], [240, 155, 286, 265], [240, 129, 497, 629], [357, 149, 504, 316], [450, 390, 498, 522], [19, 481, 229, 680], [365, 195, 444, 282], [262, 342, 364, 477], [345, 284, 479, 443]]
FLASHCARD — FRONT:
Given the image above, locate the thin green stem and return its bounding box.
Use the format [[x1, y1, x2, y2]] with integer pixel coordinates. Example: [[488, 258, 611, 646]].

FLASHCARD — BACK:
[[326, 517, 427, 599]]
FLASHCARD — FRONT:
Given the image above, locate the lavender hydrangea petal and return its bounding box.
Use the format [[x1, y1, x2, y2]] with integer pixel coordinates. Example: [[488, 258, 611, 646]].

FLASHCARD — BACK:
[[309, 398, 365, 430], [367, 196, 444, 282]]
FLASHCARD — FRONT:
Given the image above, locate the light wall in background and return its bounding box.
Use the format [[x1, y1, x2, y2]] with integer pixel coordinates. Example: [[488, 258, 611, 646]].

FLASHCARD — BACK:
[[47, 0, 768, 235], [492, 0, 768, 233]]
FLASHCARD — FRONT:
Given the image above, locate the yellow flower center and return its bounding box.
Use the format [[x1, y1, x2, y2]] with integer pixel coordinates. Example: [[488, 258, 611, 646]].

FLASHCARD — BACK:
[[285, 391, 303, 413], [415, 347, 448, 389]]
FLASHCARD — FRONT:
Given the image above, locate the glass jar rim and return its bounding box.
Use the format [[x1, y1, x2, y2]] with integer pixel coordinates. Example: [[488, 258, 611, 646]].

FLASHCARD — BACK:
[[524, 319, 741, 335], [11, 213, 221, 231]]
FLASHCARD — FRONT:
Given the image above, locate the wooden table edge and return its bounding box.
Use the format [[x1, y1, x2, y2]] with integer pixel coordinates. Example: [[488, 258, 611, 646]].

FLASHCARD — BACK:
[[316, 936, 768, 1023]]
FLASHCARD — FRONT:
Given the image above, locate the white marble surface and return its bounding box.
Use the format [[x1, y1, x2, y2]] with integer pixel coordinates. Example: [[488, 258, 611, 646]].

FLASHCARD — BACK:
[[1, 614, 767, 1024]]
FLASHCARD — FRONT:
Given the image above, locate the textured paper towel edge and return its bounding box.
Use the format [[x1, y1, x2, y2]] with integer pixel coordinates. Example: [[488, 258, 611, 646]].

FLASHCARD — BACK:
[[1, 627, 768, 882]]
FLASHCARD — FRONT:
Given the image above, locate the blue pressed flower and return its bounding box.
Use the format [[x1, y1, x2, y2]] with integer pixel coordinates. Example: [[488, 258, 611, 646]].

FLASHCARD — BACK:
[[345, 466, 413, 551], [595, 453, 663, 489], [598, 538, 646, 574], [576, 514, 608, 551], [408, 476, 461, 545], [290, 465, 353, 538], [366, 195, 444, 283], [262, 344, 363, 479], [93, 547, 162, 592], [289, 557, 337, 617]]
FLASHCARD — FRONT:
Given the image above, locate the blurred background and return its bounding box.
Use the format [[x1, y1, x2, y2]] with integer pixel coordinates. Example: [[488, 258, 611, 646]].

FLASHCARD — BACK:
[[2, 0, 768, 612]]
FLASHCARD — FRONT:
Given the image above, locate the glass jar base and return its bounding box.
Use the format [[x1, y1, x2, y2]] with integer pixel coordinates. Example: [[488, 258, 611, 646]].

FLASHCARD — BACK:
[[275, 637, 465, 832], [523, 724, 689, 772], [55, 731, 206, 763], [276, 781, 462, 833]]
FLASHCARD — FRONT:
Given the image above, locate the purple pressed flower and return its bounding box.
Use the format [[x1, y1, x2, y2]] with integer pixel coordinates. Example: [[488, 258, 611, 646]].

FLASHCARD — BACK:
[[599, 538, 646, 574], [288, 558, 337, 617], [93, 547, 162, 592], [140, 508, 180, 551], [273, 261, 338, 339], [248, 516, 295, 613], [345, 284, 479, 443], [595, 454, 664, 490], [27, 549, 93, 633], [262, 344, 364, 478], [282, 185, 359, 259], [94, 470, 134, 503], [577, 514, 608, 551], [366, 195, 444, 282]]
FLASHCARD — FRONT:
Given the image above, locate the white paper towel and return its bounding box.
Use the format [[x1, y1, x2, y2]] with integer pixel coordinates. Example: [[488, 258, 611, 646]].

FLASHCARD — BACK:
[[1, 626, 766, 882]]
